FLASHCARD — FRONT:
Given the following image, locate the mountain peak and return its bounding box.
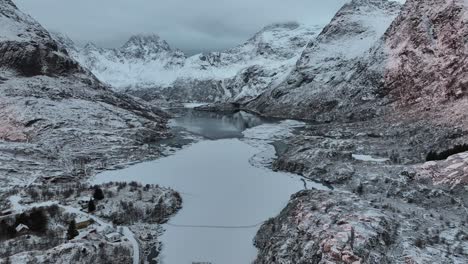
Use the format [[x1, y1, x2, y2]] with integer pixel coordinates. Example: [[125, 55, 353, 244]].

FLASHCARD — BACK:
[[260, 22, 301, 32], [346, 0, 402, 10], [83, 42, 100, 51], [122, 33, 171, 52]]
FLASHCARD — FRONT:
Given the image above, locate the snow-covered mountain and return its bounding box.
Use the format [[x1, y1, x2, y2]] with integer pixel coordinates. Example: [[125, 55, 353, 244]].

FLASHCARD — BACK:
[[53, 22, 323, 103], [245, 0, 403, 121], [75, 34, 186, 89], [246, 0, 468, 123], [0, 0, 169, 186]]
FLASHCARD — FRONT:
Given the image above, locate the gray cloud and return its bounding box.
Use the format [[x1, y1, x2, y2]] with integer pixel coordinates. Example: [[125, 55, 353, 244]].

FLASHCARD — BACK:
[[14, 0, 348, 54]]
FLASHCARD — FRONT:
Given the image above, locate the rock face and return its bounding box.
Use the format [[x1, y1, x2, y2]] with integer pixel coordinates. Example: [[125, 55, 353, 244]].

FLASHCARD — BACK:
[[0, 0, 169, 188], [382, 0, 468, 105], [254, 190, 397, 264], [53, 22, 322, 103], [245, 0, 402, 121]]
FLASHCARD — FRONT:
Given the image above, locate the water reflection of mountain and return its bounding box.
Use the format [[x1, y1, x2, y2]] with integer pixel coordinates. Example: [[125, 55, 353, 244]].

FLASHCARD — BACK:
[[170, 110, 267, 139]]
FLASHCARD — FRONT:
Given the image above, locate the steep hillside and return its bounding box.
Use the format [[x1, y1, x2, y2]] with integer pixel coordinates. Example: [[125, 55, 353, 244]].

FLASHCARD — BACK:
[[0, 0, 169, 188], [245, 0, 402, 121]]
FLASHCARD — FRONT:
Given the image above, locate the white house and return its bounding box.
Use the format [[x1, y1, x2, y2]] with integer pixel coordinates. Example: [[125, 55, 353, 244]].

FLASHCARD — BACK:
[[105, 232, 122, 243], [15, 224, 29, 233]]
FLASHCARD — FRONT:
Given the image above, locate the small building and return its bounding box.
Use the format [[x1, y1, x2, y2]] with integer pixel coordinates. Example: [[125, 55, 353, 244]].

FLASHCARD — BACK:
[[76, 217, 94, 230], [105, 232, 122, 243], [78, 197, 92, 210], [0, 209, 13, 216], [15, 224, 29, 233]]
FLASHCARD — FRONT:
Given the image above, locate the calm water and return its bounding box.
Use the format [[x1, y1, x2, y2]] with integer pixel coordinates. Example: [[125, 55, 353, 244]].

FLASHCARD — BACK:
[[92, 110, 328, 264], [169, 109, 266, 139]]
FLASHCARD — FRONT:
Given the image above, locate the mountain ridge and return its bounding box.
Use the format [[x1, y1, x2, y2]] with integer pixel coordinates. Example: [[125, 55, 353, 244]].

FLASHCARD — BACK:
[[52, 22, 324, 103]]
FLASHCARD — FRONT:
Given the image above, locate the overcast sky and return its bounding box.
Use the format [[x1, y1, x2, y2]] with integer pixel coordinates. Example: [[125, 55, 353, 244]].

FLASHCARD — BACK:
[[14, 0, 349, 54]]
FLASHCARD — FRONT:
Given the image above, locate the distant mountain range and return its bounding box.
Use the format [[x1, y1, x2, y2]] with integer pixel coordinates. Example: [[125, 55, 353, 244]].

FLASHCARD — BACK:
[[52, 22, 323, 104]]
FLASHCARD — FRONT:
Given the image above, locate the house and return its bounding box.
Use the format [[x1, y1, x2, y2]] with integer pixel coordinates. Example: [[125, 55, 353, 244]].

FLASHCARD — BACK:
[[105, 232, 122, 243], [78, 197, 92, 210], [76, 217, 94, 230], [15, 224, 29, 233], [0, 209, 13, 216]]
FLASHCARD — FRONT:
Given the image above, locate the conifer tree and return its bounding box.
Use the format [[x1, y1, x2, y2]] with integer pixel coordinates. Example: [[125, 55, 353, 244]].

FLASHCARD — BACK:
[[88, 199, 96, 212], [66, 220, 79, 240]]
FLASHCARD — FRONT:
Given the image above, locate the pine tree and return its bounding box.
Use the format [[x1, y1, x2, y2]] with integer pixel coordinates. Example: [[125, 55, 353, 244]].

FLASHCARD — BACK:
[[88, 199, 96, 212], [66, 220, 79, 240], [93, 187, 105, 200]]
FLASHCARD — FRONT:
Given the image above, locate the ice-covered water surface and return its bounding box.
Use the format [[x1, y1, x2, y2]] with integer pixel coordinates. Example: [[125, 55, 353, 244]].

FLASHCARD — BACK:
[[92, 112, 328, 264]]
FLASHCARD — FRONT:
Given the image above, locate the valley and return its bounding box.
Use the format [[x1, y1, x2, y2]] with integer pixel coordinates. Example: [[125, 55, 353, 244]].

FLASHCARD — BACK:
[[1, 0, 468, 263]]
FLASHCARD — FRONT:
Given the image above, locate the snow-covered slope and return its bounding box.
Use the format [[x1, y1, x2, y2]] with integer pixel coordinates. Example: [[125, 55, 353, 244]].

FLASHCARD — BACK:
[[75, 34, 186, 90], [0, 0, 169, 187], [54, 22, 323, 103], [245, 0, 403, 121], [247, 0, 468, 123]]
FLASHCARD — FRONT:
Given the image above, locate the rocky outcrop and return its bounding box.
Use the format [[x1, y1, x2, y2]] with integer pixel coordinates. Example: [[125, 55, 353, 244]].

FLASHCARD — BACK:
[[0, 0, 169, 188], [255, 190, 397, 264]]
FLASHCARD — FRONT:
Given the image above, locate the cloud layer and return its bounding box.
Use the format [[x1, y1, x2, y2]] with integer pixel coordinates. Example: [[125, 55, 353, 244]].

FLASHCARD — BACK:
[[14, 0, 349, 54]]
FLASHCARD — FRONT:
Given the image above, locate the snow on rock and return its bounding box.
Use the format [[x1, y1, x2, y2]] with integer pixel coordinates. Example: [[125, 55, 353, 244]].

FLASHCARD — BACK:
[[53, 22, 323, 103], [417, 151, 468, 188], [254, 190, 397, 264], [352, 154, 389, 162]]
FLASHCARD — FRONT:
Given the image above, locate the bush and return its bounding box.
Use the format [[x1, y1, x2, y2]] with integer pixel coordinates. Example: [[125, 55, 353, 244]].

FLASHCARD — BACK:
[[426, 144, 468, 161]]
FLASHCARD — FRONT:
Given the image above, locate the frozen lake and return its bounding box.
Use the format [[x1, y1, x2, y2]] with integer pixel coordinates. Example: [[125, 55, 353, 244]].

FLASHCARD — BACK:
[[92, 110, 328, 264]]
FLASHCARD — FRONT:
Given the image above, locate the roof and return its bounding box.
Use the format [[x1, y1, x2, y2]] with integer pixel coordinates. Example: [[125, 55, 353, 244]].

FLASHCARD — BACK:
[[15, 223, 29, 232], [78, 196, 92, 202], [75, 216, 91, 223], [105, 232, 122, 239]]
